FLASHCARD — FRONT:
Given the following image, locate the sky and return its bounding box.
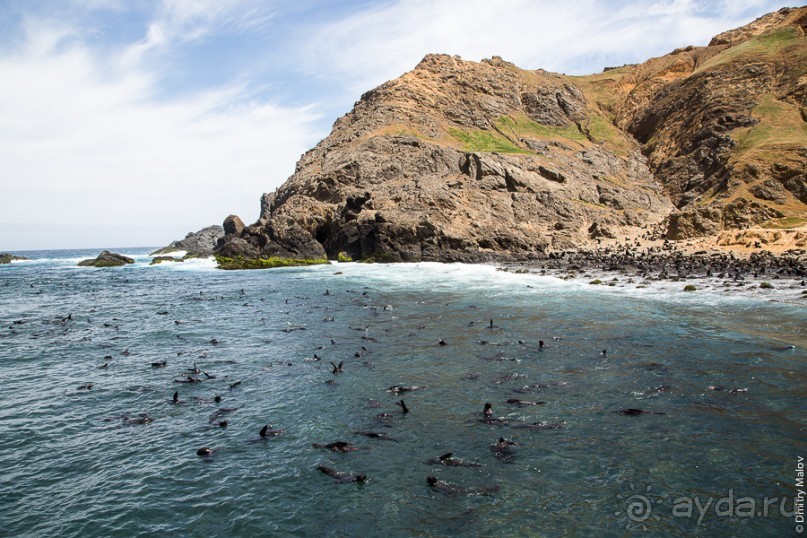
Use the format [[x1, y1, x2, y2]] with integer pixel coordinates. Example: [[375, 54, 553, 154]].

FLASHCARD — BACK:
[[0, 0, 798, 250]]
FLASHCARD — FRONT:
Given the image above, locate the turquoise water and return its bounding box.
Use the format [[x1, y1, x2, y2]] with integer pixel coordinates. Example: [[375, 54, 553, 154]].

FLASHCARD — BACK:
[[0, 249, 804, 537]]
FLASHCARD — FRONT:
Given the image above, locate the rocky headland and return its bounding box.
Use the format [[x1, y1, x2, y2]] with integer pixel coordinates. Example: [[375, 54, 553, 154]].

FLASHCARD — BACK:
[[199, 7, 805, 270]]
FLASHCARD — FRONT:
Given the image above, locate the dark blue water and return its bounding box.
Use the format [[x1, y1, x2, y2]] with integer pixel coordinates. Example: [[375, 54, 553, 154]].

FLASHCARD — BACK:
[[1, 250, 805, 537]]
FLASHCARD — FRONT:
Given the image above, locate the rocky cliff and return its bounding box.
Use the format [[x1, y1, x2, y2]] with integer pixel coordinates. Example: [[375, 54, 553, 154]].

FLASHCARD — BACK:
[[218, 7, 806, 263]]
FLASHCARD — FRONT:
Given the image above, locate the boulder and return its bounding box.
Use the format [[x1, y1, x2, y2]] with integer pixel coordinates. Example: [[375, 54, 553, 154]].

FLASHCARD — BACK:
[[223, 215, 245, 236], [78, 251, 135, 267]]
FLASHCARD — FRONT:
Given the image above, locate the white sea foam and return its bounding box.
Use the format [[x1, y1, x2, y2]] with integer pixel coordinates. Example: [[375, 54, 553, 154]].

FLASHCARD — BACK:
[[148, 256, 217, 271], [303, 262, 806, 307]]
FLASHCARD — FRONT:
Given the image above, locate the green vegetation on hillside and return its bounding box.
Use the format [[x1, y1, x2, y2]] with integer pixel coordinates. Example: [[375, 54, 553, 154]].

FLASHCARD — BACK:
[[448, 127, 530, 153], [732, 94, 807, 153], [496, 114, 587, 144], [761, 217, 805, 229], [697, 26, 802, 72]]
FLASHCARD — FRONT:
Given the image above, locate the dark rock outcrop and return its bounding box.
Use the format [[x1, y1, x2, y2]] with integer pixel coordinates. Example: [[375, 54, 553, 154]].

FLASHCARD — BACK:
[[0, 253, 29, 264], [78, 251, 135, 267], [151, 225, 224, 257]]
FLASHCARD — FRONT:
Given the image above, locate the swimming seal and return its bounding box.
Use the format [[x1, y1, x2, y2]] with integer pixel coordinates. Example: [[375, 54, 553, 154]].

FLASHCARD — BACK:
[[616, 408, 665, 416], [386, 385, 427, 393], [490, 437, 519, 463], [259, 424, 285, 438], [426, 476, 499, 496], [426, 453, 482, 468], [317, 465, 366, 483], [505, 398, 545, 407], [208, 406, 242, 423], [353, 431, 398, 442], [312, 441, 358, 453], [196, 447, 213, 456], [510, 420, 566, 430], [396, 400, 409, 414], [707, 385, 748, 393]]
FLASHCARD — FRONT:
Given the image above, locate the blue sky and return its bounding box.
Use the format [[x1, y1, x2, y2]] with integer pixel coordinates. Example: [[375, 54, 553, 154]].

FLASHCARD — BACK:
[[0, 0, 796, 250]]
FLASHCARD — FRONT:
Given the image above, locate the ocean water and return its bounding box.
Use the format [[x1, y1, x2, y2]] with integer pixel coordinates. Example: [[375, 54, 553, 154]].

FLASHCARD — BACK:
[[0, 248, 805, 537]]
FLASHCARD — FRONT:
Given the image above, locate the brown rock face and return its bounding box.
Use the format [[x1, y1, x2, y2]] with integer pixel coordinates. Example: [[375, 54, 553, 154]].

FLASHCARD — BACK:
[[219, 7, 806, 260], [599, 7, 806, 238]]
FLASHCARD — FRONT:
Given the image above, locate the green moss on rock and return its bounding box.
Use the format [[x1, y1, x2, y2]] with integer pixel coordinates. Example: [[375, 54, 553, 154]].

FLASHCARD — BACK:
[[215, 255, 328, 270], [150, 256, 184, 265]]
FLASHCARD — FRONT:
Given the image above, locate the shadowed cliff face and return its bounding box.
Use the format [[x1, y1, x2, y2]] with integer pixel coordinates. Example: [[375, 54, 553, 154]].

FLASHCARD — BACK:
[[218, 7, 806, 261]]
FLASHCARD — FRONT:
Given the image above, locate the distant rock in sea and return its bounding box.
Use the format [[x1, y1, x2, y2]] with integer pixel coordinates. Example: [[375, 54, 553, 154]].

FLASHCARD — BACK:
[[0, 253, 29, 264], [78, 251, 135, 267], [151, 225, 224, 257]]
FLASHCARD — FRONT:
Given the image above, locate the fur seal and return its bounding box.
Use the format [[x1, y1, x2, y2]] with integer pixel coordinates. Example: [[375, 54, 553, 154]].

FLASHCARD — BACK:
[[331, 361, 344, 374], [707, 385, 748, 393], [353, 431, 398, 442], [209, 406, 242, 423], [196, 447, 214, 457], [316, 465, 366, 483], [510, 420, 566, 430], [483, 402, 493, 417], [170, 391, 182, 404], [123, 414, 153, 425], [616, 408, 665, 416], [490, 437, 519, 463], [259, 424, 285, 438], [312, 441, 359, 453], [174, 375, 199, 384], [426, 476, 499, 496], [505, 398, 545, 407], [426, 452, 482, 468], [396, 400, 409, 414], [151, 360, 167, 368], [386, 385, 427, 393]]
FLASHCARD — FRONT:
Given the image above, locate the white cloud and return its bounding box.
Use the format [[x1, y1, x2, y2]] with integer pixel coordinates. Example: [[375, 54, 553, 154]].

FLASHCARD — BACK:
[[0, 0, 793, 250], [0, 19, 321, 239], [299, 0, 790, 96]]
